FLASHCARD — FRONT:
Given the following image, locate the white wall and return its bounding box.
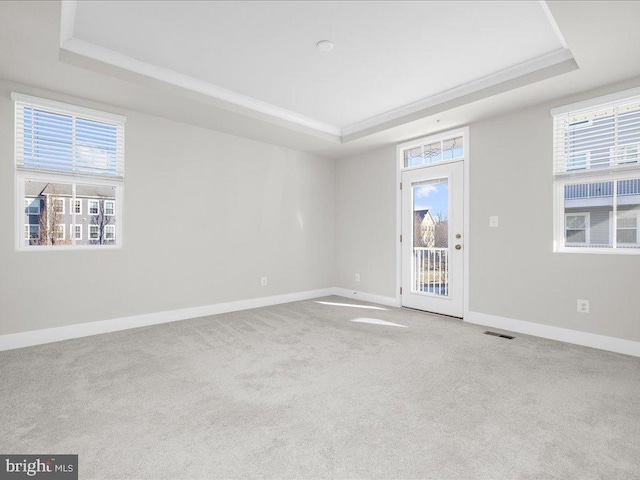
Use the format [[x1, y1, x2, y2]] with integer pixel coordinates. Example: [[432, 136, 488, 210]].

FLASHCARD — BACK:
[[334, 146, 397, 298], [334, 96, 640, 343], [0, 82, 335, 336]]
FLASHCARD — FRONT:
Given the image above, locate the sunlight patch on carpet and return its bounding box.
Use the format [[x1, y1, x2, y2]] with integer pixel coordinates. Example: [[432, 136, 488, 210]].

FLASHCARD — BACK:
[[350, 317, 407, 328], [315, 301, 387, 311]]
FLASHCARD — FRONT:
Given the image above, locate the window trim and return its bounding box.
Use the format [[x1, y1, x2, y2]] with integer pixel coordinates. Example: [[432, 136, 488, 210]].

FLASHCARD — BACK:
[[104, 224, 116, 241], [72, 224, 82, 241], [24, 197, 40, 215], [553, 88, 640, 255], [15, 171, 123, 252], [609, 210, 640, 246], [88, 200, 99, 215], [13, 93, 125, 252], [564, 212, 590, 246], [89, 224, 100, 241], [104, 200, 115, 216], [24, 224, 40, 242], [53, 197, 65, 215], [73, 199, 82, 215]]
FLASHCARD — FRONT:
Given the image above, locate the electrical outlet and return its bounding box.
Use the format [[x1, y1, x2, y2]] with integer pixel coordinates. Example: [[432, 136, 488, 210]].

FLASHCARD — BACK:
[[577, 299, 589, 313], [489, 216, 499, 228], [261, 277, 267, 286], [355, 273, 360, 282]]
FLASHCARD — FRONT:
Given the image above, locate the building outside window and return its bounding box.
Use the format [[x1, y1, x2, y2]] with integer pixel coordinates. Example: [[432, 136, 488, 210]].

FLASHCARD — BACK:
[[14, 93, 125, 249]]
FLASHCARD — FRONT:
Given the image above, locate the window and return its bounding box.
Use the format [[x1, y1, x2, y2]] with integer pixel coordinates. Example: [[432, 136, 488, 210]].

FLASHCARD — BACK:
[[611, 211, 639, 246], [89, 225, 99, 241], [24, 225, 40, 242], [13, 93, 125, 249], [401, 134, 464, 168], [104, 225, 115, 241], [565, 213, 589, 245], [553, 88, 640, 253], [88, 200, 99, 215], [25, 198, 40, 215], [53, 198, 64, 214]]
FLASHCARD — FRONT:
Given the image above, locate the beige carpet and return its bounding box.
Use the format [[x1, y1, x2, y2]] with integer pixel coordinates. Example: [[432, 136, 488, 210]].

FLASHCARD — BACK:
[[1, 296, 639, 479]]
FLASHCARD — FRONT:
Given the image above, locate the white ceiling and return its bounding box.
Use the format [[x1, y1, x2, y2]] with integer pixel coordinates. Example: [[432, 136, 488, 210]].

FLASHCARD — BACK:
[[66, 1, 572, 138], [1, 2, 640, 159]]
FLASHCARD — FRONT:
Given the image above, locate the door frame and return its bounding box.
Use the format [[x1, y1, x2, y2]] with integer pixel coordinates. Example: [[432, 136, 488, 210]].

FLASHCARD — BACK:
[[395, 126, 470, 318]]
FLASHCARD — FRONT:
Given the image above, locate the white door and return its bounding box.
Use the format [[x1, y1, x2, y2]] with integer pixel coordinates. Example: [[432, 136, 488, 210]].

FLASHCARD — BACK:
[[401, 161, 464, 317]]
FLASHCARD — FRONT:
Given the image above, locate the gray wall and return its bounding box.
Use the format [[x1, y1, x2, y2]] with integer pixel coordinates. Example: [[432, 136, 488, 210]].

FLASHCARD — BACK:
[[0, 82, 335, 336], [334, 146, 397, 297], [334, 102, 640, 343]]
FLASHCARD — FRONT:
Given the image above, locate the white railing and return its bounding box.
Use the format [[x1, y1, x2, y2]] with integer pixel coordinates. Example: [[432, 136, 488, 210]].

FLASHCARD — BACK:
[[413, 247, 449, 296]]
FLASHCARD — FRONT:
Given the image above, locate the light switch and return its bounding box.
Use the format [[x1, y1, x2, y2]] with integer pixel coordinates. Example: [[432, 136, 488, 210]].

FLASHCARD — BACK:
[[489, 216, 499, 228]]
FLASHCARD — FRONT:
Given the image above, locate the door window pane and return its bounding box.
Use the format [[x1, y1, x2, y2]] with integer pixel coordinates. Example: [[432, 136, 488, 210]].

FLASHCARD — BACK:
[[412, 178, 449, 296]]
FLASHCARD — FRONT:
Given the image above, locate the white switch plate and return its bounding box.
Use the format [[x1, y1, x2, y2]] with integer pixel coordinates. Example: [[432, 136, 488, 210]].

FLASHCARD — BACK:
[[261, 277, 267, 286], [489, 216, 499, 228], [355, 273, 360, 282]]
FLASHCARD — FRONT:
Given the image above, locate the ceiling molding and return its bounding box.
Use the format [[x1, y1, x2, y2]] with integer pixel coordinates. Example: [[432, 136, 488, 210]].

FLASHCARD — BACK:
[[59, 1, 577, 143], [341, 48, 576, 138]]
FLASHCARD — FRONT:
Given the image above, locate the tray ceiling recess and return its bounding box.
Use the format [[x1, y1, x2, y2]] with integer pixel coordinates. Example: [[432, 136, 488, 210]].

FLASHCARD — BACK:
[[59, 1, 576, 141]]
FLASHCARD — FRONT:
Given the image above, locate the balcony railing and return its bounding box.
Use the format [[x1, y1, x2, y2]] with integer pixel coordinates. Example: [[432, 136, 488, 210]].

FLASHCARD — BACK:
[[565, 179, 640, 199], [413, 247, 448, 296]]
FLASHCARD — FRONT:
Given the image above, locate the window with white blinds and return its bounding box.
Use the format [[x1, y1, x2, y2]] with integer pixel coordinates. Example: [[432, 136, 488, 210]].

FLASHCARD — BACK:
[[13, 93, 125, 178], [13, 93, 126, 250], [552, 88, 640, 254]]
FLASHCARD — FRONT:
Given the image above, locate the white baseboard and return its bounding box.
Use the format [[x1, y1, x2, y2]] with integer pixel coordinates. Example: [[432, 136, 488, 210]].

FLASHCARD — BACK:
[[4, 288, 638, 358], [0, 288, 335, 352], [331, 288, 400, 308], [465, 310, 640, 358]]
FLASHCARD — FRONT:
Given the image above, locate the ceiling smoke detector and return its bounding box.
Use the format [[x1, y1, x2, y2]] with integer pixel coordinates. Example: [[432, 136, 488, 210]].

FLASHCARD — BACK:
[[316, 40, 334, 52]]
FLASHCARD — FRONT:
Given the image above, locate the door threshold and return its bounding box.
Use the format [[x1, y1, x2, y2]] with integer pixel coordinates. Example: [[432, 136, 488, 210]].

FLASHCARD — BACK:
[[401, 306, 463, 320]]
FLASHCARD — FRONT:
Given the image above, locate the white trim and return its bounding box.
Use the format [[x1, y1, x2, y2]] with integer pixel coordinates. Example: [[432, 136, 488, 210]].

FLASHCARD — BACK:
[[58, 2, 573, 139], [55, 224, 65, 241], [550, 85, 640, 117], [331, 288, 400, 308], [342, 49, 573, 137], [3, 288, 637, 358], [59, 1, 77, 45], [104, 200, 115, 216], [11, 92, 127, 125], [0, 288, 335, 351], [465, 311, 640, 358], [104, 224, 116, 241], [88, 224, 99, 240], [564, 211, 590, 245], [59, 37, 339, 136], [395, 126, 470, 317], [72, 223, 82, 240], [88, 200, 99, 215], [53, 197, 65, 215], [539, 1, 568, 49]]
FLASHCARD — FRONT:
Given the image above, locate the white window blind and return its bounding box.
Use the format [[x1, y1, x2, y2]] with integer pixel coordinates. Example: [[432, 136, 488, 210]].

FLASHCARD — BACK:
[[12, 93, 126, 179], [552, 88, 640, 254], [553, 96, 640, 176]]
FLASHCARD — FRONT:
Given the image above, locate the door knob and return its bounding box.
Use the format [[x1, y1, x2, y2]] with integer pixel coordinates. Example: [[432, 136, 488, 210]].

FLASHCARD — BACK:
[[456, 233, 462, 239], [455, 244, 462, 250]]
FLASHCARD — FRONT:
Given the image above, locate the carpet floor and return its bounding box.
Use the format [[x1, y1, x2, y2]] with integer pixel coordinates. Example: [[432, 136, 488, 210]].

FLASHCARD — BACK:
[[1, 296, 639, 479]]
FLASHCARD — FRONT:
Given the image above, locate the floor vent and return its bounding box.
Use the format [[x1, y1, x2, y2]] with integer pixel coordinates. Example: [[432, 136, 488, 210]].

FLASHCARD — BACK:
[[484, 331, 515, 340]]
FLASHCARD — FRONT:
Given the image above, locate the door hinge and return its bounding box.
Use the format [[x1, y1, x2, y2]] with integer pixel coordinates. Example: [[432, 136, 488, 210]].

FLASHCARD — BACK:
[[400, 287, 403, 295], [400, 182, 402, 190], [400, 234, 402, 243]]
